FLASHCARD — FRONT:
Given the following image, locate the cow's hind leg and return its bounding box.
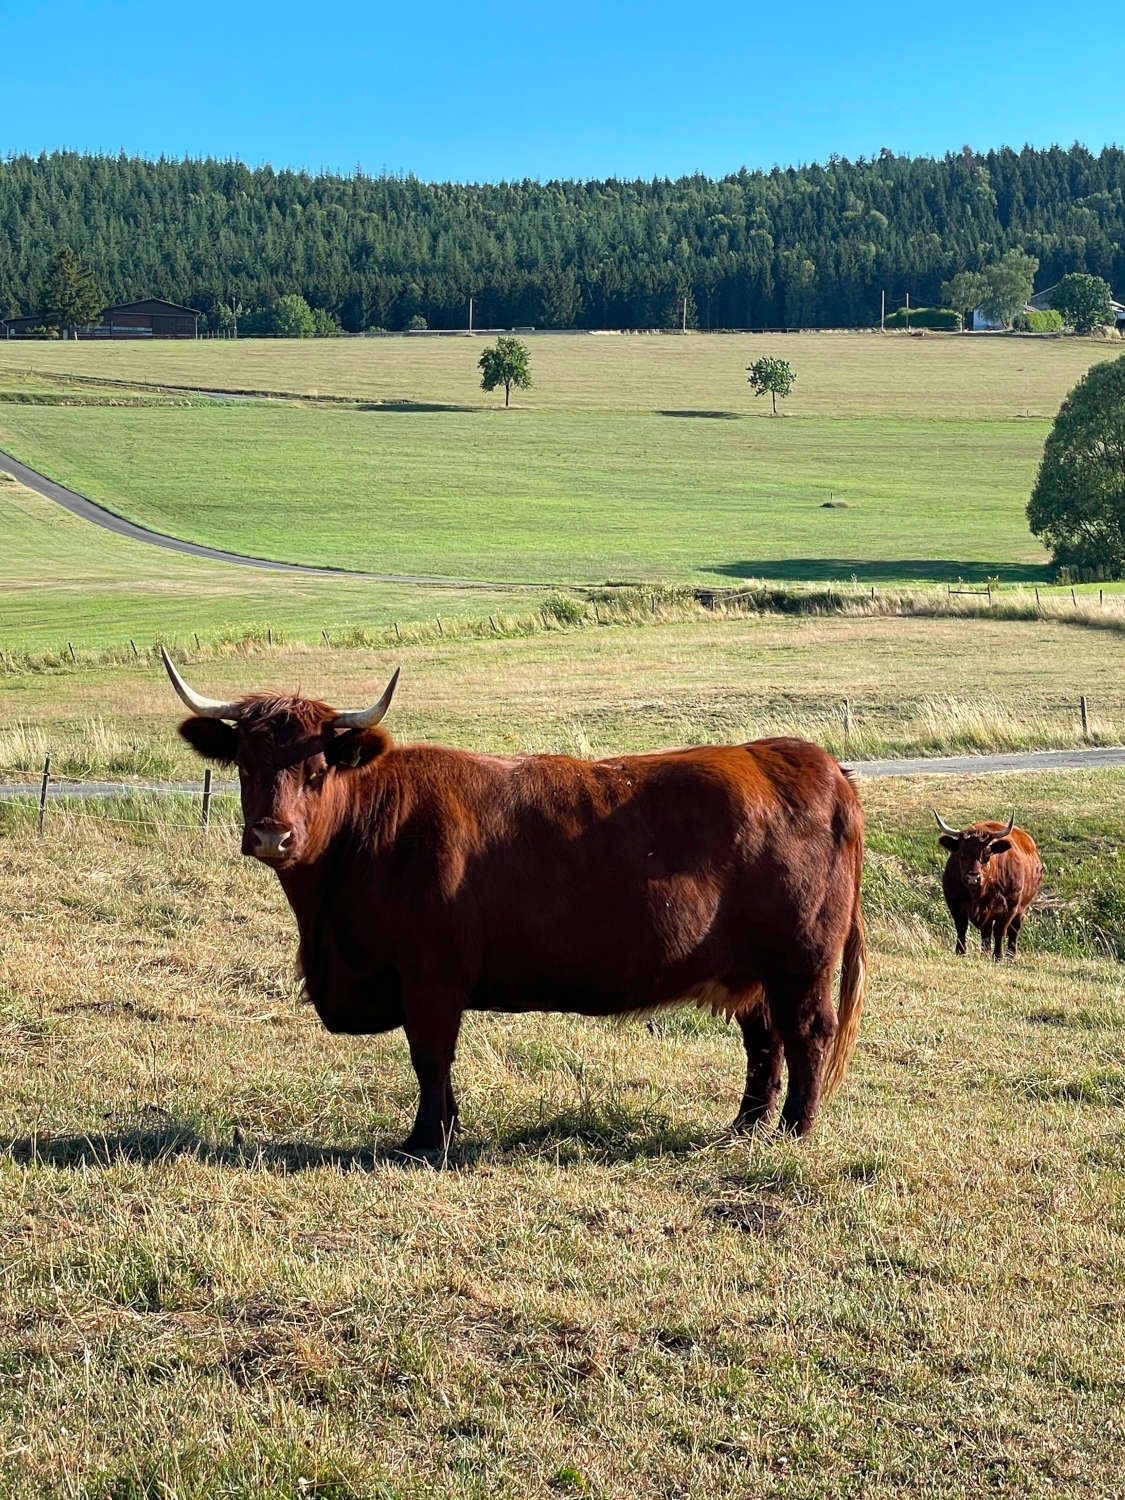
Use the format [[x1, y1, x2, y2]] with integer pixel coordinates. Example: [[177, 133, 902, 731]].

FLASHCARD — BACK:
[[769, 966, 838, 1139], [731, 996, 783, 1132], [401, 1001, 463, 1156]]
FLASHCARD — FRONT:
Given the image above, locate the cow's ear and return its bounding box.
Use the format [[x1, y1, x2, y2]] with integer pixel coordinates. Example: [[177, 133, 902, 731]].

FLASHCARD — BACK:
[[326, 725, 389, 770], [178, 716, 237, 763], [938, 834, 960, 852], [989, 838, 1012, 855]]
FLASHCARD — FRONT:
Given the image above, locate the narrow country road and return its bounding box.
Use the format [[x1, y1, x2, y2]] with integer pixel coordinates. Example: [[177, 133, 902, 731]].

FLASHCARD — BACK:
[[0, 444, 545, 589], [3, 744, 1124, 802]]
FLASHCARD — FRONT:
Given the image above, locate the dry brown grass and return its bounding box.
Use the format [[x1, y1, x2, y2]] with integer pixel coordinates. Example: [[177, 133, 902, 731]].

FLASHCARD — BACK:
[[1, 760, 1124, 1497]]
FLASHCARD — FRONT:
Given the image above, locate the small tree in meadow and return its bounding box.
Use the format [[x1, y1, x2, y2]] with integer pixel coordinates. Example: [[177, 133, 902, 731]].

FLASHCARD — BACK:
[[1050, 273, 1114, 335], [479, 336, 532, 407], [747, 356, 796, 414]]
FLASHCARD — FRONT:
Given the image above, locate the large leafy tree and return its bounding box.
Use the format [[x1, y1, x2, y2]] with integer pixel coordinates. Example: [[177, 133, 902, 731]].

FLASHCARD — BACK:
[[478, 336, 532, 407], [1027, 354, 1125, 578], [41, 247, 102, 338], [1050, 273, 1114, 334], [977, 251, 1038, 327], [270, 293, 316, 338], [747, 356, 796, 414], [941, 271, 986, 328]]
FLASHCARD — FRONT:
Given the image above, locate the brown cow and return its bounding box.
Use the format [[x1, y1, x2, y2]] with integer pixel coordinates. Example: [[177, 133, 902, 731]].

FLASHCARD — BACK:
[[933, 810, 1043, 961], [161, 649, 866, 1155]]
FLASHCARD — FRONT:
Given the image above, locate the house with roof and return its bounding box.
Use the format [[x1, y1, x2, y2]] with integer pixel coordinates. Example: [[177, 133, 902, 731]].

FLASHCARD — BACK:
[[2, 298, 199, 339], [972, 282, 1125, 332]]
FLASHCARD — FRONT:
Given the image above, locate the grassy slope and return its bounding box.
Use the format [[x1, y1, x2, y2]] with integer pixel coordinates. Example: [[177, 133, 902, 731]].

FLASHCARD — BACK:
[[1, 765, 1123, 1498], [0, 399, 1057, 584], [0, 335, 1121, 619]]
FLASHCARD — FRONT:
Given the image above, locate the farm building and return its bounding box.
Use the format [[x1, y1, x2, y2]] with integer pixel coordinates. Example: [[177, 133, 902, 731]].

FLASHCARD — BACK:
[[1, 298, 199, 339], [972, 283, 1125, 331]]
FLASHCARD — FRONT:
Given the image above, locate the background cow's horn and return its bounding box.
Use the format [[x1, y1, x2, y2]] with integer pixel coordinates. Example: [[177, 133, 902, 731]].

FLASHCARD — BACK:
[[160, 646, 244, 719], [333, 669, 400, 729], [932, 809, 960, 837], [994, 811, 1016, 838]]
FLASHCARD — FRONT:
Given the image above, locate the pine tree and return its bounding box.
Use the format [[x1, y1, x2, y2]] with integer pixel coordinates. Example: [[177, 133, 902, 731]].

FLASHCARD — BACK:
[[41, 247, 102, 338]]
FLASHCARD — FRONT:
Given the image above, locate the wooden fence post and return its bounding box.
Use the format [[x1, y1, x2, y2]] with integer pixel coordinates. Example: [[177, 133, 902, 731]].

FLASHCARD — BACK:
[[201, 767, 213, 833], [129, 638, 138, 658], [67, 642, 76, 663], [1071, 588, 1077, 606], [321, 628, 330, 646], [267, 627, 272, 647], [1035, 586, 1040, 608], [488, 616, 497, 632], [843, 699, 852, 740], [1080, 696, 1089, 736], [38, 754, 50, 835], [436, 617, 444, 636], [194, 632, 200, 650], [986, 583, 992, 603]]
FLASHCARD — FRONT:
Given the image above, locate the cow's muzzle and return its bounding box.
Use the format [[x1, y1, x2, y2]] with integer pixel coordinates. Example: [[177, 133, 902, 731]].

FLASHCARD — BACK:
[[244, 823, 295, 862], [964, 873, 983, 887]]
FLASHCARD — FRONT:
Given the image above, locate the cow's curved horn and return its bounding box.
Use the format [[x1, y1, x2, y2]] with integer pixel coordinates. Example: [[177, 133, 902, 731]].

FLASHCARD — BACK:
[[992, 811, 1016, 839], [160, 647, 244, 719], [932, 809, 960, 837], [332, 669, 400, 729]]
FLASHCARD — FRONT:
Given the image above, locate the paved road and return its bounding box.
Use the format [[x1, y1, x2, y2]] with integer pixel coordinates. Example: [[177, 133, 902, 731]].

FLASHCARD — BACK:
[[3, 744, 1124, 802], [0, 444, 539, 589]]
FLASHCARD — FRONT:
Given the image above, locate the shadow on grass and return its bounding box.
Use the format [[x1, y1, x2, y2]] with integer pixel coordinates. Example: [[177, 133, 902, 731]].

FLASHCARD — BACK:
[[3, 1105, 717, 1173], [709, 557, 1053, 585], [658, 408, 742, 420], [355, 401, 479, 414]]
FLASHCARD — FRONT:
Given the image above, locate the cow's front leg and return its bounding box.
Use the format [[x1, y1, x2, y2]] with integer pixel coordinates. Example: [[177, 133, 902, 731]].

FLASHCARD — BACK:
[[979, 920, 993, 956], [401, 1000, 463, 1155], [1006, 912, 1024, 959], [732, 997, 782, 1132]]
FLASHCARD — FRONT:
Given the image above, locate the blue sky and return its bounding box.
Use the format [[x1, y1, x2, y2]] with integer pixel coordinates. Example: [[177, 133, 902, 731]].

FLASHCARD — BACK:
[[1, 0, 1120, 182]]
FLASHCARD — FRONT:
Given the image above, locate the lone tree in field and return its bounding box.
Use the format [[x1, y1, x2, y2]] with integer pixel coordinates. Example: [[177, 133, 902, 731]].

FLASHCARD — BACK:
[[478, 336, 532, 407], [1026, 354, 1125, 579], [1049, 273, 1114, 335], [747, 356, 796, 414], [41, 248, 102, 339]]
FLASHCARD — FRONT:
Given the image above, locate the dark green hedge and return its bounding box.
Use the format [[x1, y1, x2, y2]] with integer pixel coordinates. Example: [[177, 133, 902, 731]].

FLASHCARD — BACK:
[[884, 306, 962, 330]]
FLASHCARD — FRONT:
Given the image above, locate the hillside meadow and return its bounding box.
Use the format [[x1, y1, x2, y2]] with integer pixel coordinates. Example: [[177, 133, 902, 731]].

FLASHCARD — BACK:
[[1, 334, 1122, 623]]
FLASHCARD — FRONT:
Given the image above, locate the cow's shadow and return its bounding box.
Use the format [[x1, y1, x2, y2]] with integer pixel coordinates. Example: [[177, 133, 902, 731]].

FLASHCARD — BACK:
[[2, 1112, 718, 1173]]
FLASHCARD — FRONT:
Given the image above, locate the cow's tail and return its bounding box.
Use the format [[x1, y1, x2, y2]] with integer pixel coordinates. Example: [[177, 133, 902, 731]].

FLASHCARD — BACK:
[[823, 831, 866, 1098]]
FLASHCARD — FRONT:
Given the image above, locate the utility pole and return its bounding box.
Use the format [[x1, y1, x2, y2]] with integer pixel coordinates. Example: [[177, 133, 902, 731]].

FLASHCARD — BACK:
[[681, 294, 687, 333], [880, 289, 885, 332], [904, 292, 910, 332]]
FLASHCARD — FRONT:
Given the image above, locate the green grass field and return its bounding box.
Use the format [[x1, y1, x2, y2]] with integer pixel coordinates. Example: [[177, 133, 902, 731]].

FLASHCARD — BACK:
[[2, 333, 1123, 661]]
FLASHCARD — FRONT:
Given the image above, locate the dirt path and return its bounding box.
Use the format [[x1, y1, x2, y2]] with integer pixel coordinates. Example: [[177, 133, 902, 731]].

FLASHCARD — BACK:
[[0, 444, 541, 589], [3, 744, 1124, 802]]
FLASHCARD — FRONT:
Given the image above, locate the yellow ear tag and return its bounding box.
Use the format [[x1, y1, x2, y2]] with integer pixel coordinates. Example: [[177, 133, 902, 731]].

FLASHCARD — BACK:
[[345, 742, 364, 769]]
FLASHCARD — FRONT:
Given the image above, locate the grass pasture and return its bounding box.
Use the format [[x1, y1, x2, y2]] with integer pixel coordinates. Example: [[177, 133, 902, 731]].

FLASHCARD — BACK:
[[4, 613, 1125, 783], [0, 333, 1121, 638], [1, 762, 1123, 1498]]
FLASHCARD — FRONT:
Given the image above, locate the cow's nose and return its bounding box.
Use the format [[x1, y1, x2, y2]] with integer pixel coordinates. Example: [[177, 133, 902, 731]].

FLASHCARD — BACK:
[[245, 824, 294, 861]]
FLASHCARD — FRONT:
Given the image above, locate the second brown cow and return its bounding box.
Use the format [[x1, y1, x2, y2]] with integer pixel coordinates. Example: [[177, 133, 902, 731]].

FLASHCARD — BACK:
[[933, 811, 1043, 961]]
